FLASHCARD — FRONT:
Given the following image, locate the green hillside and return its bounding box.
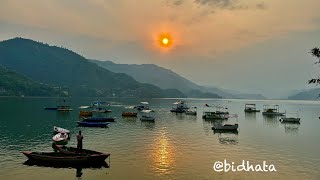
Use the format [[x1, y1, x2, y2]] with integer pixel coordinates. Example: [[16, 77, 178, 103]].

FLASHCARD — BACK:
[[0, 38, 185, 98], [0, 65, 60, 96]]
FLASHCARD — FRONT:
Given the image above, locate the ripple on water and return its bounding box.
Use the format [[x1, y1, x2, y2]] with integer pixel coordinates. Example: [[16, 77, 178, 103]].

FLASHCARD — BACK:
[[1, 98, 320, 179]]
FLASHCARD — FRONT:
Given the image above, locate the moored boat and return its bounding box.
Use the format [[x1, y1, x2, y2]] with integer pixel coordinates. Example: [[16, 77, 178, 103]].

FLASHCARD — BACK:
[[77, 121, 110, 127], [170, 107, 186, 113], [170, 101, 189, 113], [82, 117, 116, 122], [186, 106, 197, 115], [140, 115, 155, 121], [140, 110, 155, 122], [79, 111, 93, 117], [280, 117, 301, 123], [262, 105, 285, 116], [122, 112, 138, 117], [57, 105, 73, 111], [22, 148, 110, 165], [202, 111, 227, 120], [52, 133, 69, 145], [244, 104, 260, 113], [53, 126, 70, 134]]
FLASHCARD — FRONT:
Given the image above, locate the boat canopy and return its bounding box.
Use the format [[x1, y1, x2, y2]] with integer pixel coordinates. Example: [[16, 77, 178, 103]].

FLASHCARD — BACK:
[[125, 106, 135, 109], [79, 106, 90, 109], [140, 102, 149, 105], [141, 110, 152, 113]]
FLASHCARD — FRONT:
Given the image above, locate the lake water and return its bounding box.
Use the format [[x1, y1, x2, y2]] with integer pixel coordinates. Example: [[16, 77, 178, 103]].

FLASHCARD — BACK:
[[0, 97, 320, 180]]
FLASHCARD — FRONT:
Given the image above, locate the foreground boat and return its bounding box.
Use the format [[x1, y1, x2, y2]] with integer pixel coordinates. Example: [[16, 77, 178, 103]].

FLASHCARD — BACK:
[[52, 133, 69, 146], [22, 148, 110, 165], [83, 117, 116, 122], [77, 121, 110, 127], [24, 159, 109, 169], [53, 126, 70, 134]]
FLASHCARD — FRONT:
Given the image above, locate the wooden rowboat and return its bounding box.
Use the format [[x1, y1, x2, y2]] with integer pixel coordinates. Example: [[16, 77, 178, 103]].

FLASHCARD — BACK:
[[22, 148, 110, 165], [122, 112, 137, 117]]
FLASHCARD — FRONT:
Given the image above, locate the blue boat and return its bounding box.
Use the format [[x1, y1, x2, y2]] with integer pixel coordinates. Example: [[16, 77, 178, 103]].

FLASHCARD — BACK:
[[83, 117, 116, 122], [77, 121, 110, 127], [170, 107, 186, 113]]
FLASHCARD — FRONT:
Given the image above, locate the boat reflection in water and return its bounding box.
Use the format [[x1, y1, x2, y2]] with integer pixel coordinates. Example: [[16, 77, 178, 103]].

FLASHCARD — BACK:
[[245, 111, 257, 121], [141, 121, 156, 130], [213, 130, 239, 145], [263, 115, 280, 127], [150, 131, 175, 175], [23, 159, 109, 179], [282, 122, 300, 135]]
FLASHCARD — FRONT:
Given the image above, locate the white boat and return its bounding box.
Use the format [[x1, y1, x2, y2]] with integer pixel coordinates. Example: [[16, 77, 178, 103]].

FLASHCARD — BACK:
[[79, 105, 91, 109], [262, 105, 285, 116], [53, 126, 70, 134], [202, 112, 227, 119], [202, 104, 228, 119], [140, 110, 155, 122], [212, 123, 239, 130], [135, 102, 151, 111], [280, 112, 301, 123], [173, 101, 189, 109], [140, 115, 155, 121], [52, 133, 69, 145], [57, 106, 73, 111], [186, 107, 197, 115]]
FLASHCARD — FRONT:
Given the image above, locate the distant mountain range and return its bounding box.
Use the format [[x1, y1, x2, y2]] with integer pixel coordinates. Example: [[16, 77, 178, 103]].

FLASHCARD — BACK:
[[0, 38, 184, 98], [288, 88, 320, 100], [91, 60, 266, 99], [0, 65, 60, 96], [0, 37, 267, 99]]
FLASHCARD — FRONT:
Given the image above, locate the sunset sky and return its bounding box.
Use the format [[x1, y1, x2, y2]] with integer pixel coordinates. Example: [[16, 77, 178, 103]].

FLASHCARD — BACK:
[[1, 0, 320, 98]]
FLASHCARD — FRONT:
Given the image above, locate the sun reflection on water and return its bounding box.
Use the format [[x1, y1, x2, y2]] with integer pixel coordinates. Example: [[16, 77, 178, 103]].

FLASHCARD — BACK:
[[150, 130, 175, 175]]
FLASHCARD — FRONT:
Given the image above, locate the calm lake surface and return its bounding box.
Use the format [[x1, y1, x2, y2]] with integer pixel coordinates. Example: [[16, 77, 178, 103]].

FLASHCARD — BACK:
[[0, 97, 320, 180]]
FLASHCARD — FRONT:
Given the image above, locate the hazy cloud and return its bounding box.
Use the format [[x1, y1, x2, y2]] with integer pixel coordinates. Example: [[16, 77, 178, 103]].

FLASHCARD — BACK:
[[194, 0, 239, 9], [256, 2, 267, 10], [173, 0, 184, 6]]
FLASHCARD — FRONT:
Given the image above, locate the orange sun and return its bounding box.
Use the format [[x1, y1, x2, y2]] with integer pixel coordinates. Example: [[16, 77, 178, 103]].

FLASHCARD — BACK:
[[158, 33, 172, 48]]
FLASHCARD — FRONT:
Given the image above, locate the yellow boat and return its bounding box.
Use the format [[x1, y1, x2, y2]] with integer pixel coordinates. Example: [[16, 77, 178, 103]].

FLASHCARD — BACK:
[[79, 111, 93, 117], [122, 112, 137, 117]]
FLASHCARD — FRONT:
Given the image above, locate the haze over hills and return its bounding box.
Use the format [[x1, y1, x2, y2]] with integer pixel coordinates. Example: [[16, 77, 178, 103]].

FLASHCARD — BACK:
[[91, 60, 266, 99], [0, 65, 60, 96], [0, 37, 185, 98], [288, 88, 320, 100]]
